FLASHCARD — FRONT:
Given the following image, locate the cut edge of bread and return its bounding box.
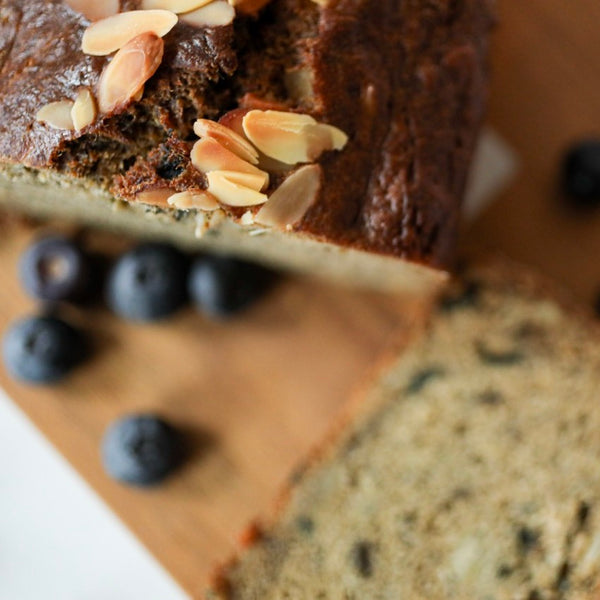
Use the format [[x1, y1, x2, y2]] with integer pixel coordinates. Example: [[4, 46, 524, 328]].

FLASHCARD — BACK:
[[207, 254, 600, 599], [0, 164, 447, 296]]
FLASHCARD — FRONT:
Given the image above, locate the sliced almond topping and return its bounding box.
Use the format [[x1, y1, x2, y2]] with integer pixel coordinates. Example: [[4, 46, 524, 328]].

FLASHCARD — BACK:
[[167, 190, 220, 211], [219, 109, 291, 173], [71, 89, 97, 130], [242, 110, 347, 165], [193, 119, 258, 165], [255, 164, 321, 230], [206, 171, 268, 207], [132, 85, 145, 102], [218, 108, 248, 138], [140, 0, 213, 12], [180, 1, 235, 27], [322, 124, 348, 150], [227, 0, 272, 15], [134, 188, 173, 207], [212, 170, 266, 192], [64, 0, 120, 21], [97, 33, 164, 114], [36, 101, 76, 130], [81, 10, 177, 56], [240, 210, 255, 226], [190, 138, 269, 189]]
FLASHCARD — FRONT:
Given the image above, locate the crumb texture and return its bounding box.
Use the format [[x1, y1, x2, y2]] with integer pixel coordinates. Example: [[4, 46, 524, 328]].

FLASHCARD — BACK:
[[217, 264, 600, 599]]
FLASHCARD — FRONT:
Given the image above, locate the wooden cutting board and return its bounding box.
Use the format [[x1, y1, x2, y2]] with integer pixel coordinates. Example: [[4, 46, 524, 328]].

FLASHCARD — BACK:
[[0, 218, 431, 598], [1, 0, 600, 598], [467, 0, 600, 306]]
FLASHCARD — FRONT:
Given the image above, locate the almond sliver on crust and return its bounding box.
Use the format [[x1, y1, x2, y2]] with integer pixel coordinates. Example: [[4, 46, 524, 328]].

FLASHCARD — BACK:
[[206, 171, 268, 206], [64, 0, 120, 21], [36, 101, 75, 130], [180, 1, 235, 27], [82, 10, 177, 56], [71, 89, 97, 130], [140, 0, 214, 12], [191, 138, 269, 190], [167, 190, 220, 211], [242, 110, 347, 165], [256, 164, 321, 229], [97, 33, 164, 114], [194, 118, 259, 165]]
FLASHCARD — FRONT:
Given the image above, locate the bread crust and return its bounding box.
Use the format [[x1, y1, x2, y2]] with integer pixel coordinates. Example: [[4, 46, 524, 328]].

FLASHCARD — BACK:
[[0, 0, 494, 269]]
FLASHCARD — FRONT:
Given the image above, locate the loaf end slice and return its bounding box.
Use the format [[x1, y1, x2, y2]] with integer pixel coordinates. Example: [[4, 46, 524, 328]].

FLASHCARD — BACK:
[[0, 0, 493, 292], [211, 261, 600, 599]]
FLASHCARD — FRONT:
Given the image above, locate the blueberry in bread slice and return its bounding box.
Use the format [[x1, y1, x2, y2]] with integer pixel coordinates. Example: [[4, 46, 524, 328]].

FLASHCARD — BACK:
[[0, 0, 493, 293], [210, 260, 600, 599]]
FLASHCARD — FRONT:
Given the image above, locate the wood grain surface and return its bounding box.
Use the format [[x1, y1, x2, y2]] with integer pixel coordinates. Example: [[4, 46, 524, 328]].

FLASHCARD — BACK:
[[0, 219, 429, 598], [2, 1, 599, 597], [467, 0, 600, 304]]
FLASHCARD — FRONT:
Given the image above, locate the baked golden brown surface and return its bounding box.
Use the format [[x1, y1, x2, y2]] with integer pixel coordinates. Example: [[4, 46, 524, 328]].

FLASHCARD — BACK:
[[0, 0, 492, 272]]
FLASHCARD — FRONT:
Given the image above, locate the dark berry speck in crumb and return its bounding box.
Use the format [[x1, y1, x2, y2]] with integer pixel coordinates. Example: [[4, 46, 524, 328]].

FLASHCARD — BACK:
[[106, 243, 188, 322], [188, 255, 275, 318], [19, 235, 92, 303], [561, 140, 600, 208], [2, 315, 88, 384], [102, 414, 183, 487]]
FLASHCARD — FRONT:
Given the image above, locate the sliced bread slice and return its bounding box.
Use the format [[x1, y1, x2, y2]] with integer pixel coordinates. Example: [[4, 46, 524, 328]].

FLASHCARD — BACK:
[[211, 261, 600, 599]]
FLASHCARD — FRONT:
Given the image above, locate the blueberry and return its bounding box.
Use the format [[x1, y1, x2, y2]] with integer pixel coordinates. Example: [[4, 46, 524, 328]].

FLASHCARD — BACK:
[[106, 243, 188, 322], [2, 315, 88, 384], [19, 235, 91, 302], [562, 140, 600, 208], [188, 255, 274, 318], [101, 415, 183, 487]]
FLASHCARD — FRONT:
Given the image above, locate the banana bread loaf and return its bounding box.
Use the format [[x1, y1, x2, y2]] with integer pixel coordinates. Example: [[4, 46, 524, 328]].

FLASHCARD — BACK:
[[211, 261, 600, 599], [0, 0, 493, 291]]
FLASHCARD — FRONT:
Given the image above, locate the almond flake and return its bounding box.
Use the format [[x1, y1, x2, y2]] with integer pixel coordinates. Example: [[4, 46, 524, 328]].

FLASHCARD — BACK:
[[255, 164, 321, 229], [322, 124, 348, 150], [64, 0, 120, 21], [97, 33, 164, 114], [140, 0, 213, 12], [219, 109, 290, 173], [133, 85, 145, 102], [218, 108, 248, 138], [134, 188, 173, 207], [167, 190, 219, 211], [81, 10, 177, 56], [36, 101, 76, 130], [213, 170, 266, 192], [193, 119, 259, 165], [227, 0, 271, 15], [206, 171, 268, 207], [71, 89, 97, 130], [242, 109, 348, 165], [240, 210, 255, 226], [181, 1, 235, 27], [190, 138, 269, 189]]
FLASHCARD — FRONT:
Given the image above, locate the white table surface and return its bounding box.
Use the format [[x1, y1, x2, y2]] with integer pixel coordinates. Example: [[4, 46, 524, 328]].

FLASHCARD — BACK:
[[0, 390, 188, 600], [0, 130, 516, 599]]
